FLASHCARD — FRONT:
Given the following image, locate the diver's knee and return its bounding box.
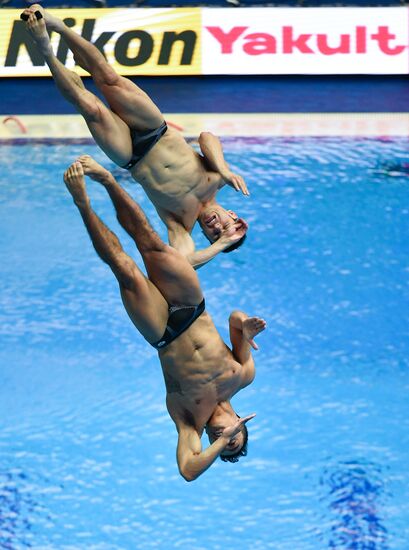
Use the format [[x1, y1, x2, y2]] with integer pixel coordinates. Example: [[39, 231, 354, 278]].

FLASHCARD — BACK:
[[113, 254, 138, 289], [93, 62, 120, 87], [78, 95, 103, 122], [141, 237, 167, 256]]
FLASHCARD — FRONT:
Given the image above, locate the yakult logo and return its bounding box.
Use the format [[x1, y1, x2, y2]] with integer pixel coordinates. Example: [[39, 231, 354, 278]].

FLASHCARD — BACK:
[[206, 25, 406, 56]]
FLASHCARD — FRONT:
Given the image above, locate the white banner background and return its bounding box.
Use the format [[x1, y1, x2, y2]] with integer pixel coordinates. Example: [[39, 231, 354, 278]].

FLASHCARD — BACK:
[[202, 8, 409, 74]]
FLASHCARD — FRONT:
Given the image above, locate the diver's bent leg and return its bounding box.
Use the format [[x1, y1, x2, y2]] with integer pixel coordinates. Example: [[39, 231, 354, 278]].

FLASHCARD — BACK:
[[50, 18, 164, 130], [27, 4, 164, 130], [24, 10, 132, 166], [75, 155, 166, 255], [100, 180, 202, 306], [57, 23, 163, 130], [48, 57, 132, 167], [53, 15, 116, 81], [44, 60, 132, 167], [63, 162, 168, 342], [74, 156, 202, 305], [64, 161, 139, 287]]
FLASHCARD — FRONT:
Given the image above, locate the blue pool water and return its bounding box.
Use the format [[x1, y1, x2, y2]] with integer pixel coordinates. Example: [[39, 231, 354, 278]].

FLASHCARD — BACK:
[[1, 138, 409, 549]]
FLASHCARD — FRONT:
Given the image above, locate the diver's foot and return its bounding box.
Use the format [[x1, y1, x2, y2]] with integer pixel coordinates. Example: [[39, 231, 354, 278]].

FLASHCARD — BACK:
[[64, 162, 90, 208], [77, 155, 114, 186], [21, 8, 52, 56], [242, 316, 267, 350], [25, 4, 65, 33]]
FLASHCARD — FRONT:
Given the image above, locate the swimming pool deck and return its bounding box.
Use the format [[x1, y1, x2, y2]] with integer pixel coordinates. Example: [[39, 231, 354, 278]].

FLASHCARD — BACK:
[[1, 113, 409, 139]]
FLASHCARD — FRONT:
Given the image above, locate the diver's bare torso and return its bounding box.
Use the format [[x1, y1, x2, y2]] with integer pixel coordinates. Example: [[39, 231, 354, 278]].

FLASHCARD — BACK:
[[130, 127, 222, 230], [159, 312, 243, 433]]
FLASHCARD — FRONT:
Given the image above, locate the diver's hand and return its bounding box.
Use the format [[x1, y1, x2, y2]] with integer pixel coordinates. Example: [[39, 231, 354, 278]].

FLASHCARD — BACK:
[[243, 317, 267, 350], [222, 170, 249, 196], [218, 218, 248, 247], [221, 414, 256, 441]]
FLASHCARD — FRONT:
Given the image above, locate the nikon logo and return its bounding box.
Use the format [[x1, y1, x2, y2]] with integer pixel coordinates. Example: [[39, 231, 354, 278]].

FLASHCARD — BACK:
[[5, 18, 197, 67]]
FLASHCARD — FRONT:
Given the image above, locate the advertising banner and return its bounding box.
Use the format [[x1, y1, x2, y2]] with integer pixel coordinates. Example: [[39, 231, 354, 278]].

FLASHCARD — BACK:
[[0, 8, 201, 76], [0, 7, 408, 76], [202, 7, 409, 75]]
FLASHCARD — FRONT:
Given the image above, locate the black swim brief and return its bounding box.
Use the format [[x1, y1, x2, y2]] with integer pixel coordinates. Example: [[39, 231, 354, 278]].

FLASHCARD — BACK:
[[122, 121, 168, 170], [151, 299, 205, 350]]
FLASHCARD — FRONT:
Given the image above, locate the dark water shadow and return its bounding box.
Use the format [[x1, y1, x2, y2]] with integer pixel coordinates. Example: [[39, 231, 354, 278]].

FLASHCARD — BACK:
[[319, 459, 389, 550], [0, 469, 38, 549]]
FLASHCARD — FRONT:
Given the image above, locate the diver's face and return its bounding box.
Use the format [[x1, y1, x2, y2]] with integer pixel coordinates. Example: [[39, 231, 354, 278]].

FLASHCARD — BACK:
[[206, 422, 245, 456], [200, 207, 241, 241]]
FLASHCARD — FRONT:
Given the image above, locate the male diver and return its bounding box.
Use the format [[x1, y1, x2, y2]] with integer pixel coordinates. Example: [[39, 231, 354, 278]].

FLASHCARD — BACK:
[[22, 6, 249, 268], [77, 154, 246, 269], [63, 160, 266, 481]]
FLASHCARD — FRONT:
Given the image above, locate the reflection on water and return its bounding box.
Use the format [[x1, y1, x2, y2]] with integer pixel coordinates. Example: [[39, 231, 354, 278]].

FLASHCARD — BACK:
[[320, 460, 388, 550]]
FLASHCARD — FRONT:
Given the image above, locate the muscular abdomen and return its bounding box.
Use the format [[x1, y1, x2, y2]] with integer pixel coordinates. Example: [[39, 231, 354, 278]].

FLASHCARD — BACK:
[[159, 313, 238, 397], [130, 129, 213, 219]]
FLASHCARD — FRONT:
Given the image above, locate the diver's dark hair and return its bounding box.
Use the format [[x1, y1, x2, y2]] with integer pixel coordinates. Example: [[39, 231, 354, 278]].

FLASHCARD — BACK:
[[222, 234, 247, 254], [220, 422, 248, 464]]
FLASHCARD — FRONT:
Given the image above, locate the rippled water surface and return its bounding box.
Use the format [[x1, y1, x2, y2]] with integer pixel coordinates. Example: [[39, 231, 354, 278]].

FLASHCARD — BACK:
[[1, 138, 409, 549]]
